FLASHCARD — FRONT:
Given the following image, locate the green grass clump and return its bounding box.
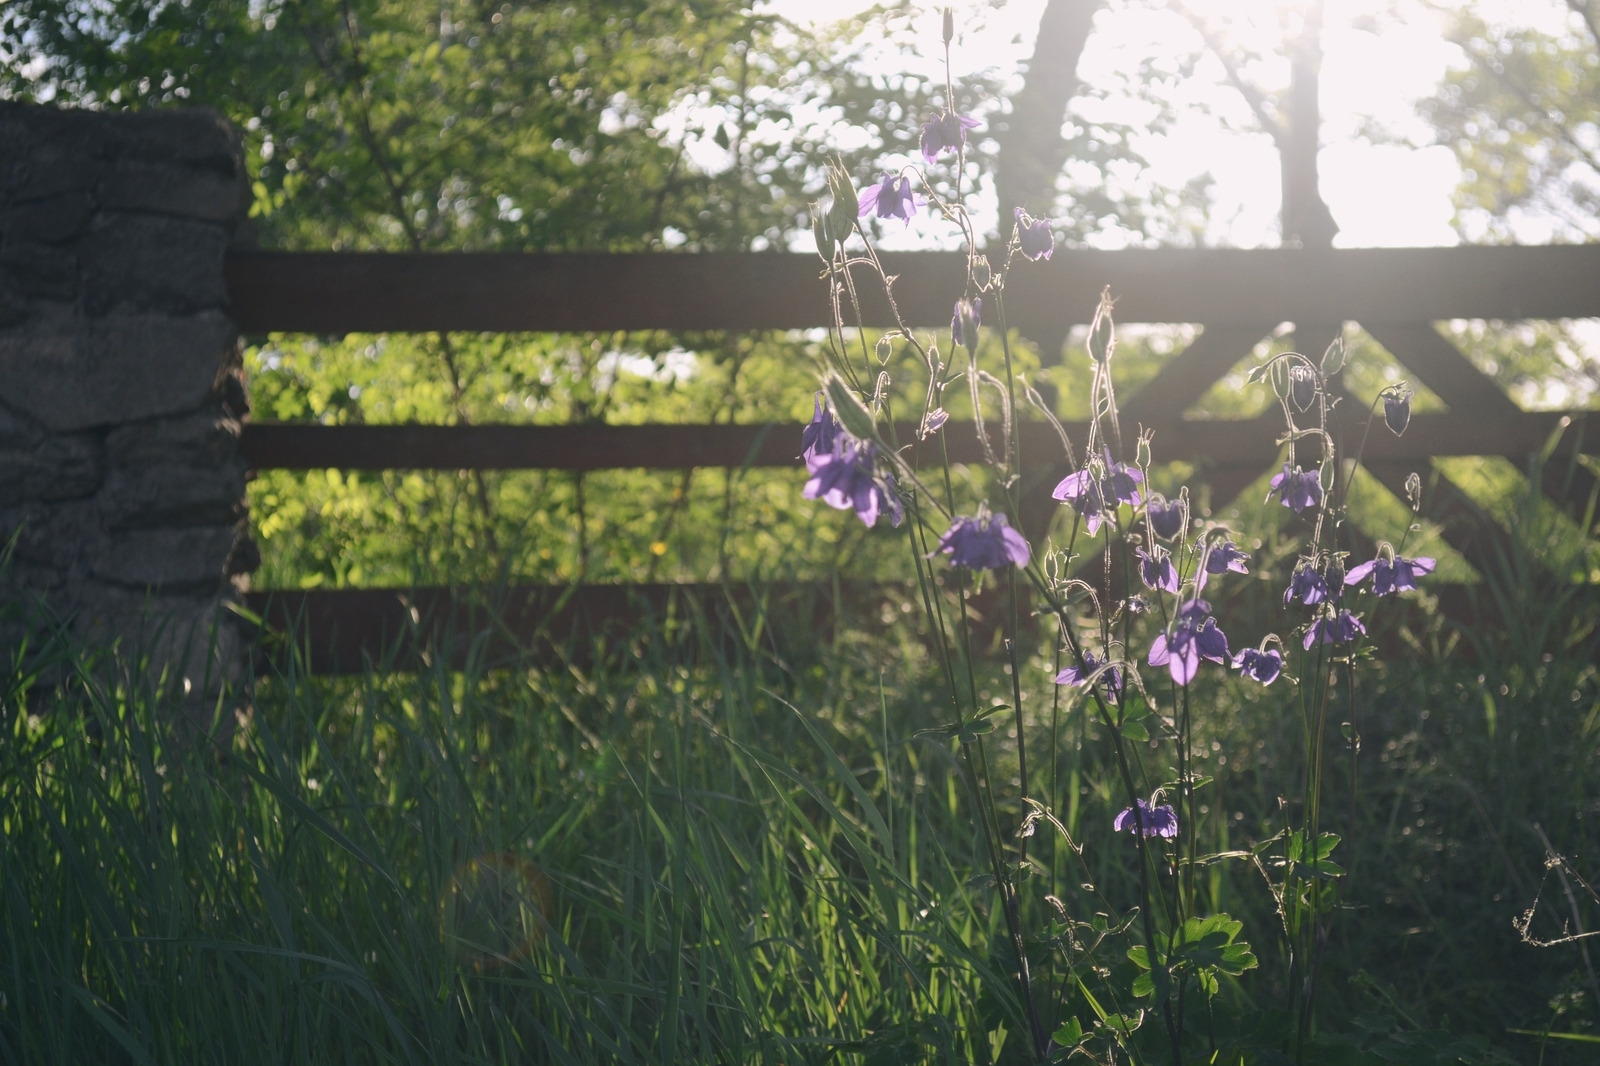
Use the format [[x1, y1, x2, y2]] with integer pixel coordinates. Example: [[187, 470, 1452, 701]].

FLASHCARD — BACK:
[[0, 561, 1596, 1063]]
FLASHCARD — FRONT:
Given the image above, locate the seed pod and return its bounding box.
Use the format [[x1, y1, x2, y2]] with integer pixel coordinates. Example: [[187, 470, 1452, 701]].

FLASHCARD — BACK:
[[824, 372, 877, 441]]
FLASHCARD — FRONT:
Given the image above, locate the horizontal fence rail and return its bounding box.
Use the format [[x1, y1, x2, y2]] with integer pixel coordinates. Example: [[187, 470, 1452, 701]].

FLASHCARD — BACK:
[[227, 247, 1600, 671], [225, 246, 1600, 334]]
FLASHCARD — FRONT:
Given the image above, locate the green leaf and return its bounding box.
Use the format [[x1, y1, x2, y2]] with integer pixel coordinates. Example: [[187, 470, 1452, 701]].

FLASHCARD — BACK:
[[1053, 1018, 1086, 1047], [1119, 718, 1150, 742]]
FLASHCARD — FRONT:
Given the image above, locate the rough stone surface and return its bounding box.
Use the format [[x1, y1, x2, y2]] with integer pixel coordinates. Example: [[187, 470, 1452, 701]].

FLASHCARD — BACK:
[[0, 100, 255, 725]]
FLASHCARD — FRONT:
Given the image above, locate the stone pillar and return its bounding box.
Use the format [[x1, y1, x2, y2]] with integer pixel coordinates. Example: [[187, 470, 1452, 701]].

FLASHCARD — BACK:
[[0, 101, 256, 724]]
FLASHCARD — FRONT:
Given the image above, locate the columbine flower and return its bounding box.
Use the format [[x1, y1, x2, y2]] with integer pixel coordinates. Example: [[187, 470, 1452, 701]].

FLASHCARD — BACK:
[[857, 173, 924, 225], [920, 407, 949, 439], [1322, 557, 1346, 599], [801, 391, 842, 461], [804, 440, 903, 528], [1055, 649, 1121, 704], [1284, 563, 1330, 606], [933, 509, 1030, 570], [1137, 547, 1179, 593], [1123, 595, 1149, 615], [1204, 539, 1250, 575], [1100, 455, 1144, 508], [1114, 798, 1178, 839], [1233, 647, 1283, 685], [1345, 552, 1435, 596], [1053, 470, 1108, 533], [1146, 494, 1185, 540], [1290, 365, 1317, 411], [1014, 207, 1053, 261], [1148, 600, 1230, 685], [951, 297, 982, 353], [919, 108, 981, 164], [1270, 462, 1323, 513], [1384, 387, 1413, 436], [1304, 609, 1366, 649]]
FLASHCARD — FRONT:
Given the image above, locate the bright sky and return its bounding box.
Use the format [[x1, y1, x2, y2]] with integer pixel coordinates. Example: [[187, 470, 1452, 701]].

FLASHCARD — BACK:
[[760, 0, 1577, 250]]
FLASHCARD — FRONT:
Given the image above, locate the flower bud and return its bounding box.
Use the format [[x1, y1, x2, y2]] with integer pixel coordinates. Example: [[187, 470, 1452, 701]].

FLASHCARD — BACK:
[[942, 6, 954, 45], [1384, 386, 1412, 437], [826, 163, 858, 238], [1290, 365, 1317, 411], [971, 255, 992, 290], [811, 204, 834, 261], [952, 297, 982, 354], [1404, 471, 1422, 513], [1321, 336, 1346, 377], [824, 372, 878, 441]]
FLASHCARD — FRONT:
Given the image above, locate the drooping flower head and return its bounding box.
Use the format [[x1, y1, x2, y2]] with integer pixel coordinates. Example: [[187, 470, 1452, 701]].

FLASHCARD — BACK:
[[1054, 451, 1144, 534], [1304, 609, 1366, 649], [1345, 551, 1435, 596], [1270, 461, 1324, 513], [1147, 599, 1230, 685], [1284, 563, 1330, 607], [951, 297, 982, 353], [800, 391, 842, 462], [1233, 646, 1283, 685], [1137, 547, 1179, 593], [1290, 365, 1318, 412], [857, 172, 925, 225], [1014, 207, 1054, 261], [1114, 798, 1178, 839], [1384, 387, 1413, 437], [1099, 453, 1144, 508], [933, 508, 1030, 570], [1204, 539, 1251, 576], [920, 407, 950, 439], [804, 439, 903, 528], [1055, 649, 1121, 704], [1145, 493, 1186, 541], [919, 109, 981, 164]]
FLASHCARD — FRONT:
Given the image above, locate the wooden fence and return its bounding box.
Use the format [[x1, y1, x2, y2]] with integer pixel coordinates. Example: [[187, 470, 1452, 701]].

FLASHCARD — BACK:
[[232, 246, 1600, 672]]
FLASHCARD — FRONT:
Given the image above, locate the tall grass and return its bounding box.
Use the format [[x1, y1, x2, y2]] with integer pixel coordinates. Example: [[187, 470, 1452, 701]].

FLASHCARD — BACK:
[[1, 531, 1595, 1063]]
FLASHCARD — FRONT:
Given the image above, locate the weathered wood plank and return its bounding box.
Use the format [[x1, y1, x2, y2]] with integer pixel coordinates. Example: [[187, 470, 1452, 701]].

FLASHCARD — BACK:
[[224, 246, 1600, 334]]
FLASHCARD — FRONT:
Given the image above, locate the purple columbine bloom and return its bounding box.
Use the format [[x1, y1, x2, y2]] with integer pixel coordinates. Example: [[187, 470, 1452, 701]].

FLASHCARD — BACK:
[[951, 297, 982, 353], [1052, 470, 1108, 533], [1345, 553, 1436, 596], [1205, 539, 1251, 575], [1014, 207, 1053, 261], [1323, 558, 1346, 600], [920, 407, 949, 438], [1290, 365, 1317, 412], [801, 391, 842, 462], [1114, 799, 1178, 839], [857, 173, 924, 225], [1304, 609, 1366, 649], [933, 511, 1030, 570], [1233, 647, 1283, 685], [1123, 595, 1149, 615], [1146, 494, 1185, 540], [1148, 600, 1230, 685], [1055, 650, 1121, 704], [1384, 388, 1413, 436], [1270, 462, 1324, 513], [804, 440, 903, 528], [919, 108, 981, 164], [1138, 547, 1179, 593], [1284, 564, 1330, 606], [1100, 455, 1144, 508]]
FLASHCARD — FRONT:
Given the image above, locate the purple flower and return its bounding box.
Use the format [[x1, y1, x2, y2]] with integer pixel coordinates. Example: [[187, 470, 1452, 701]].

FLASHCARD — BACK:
[[804, 440, 903, 528], [1323, 557, 1346, 600], [857, 173, 924, 225], [1145, 494, 1185, 540], [1233, 647, 1283, 685], [951, 297, 982, 353], [1284, 564, 1330, 607], [1014, 207, 1053, 261], [920, 407, 949, 438], [1137, 547, 1179, 593], [1055, 650, 1121, 704], [1052, 470, 1108, 533], [1270, 462, 1324, 513], [1123, 595, 1149, 615], [801, 391, 841, 462], [1384, 388, 1413, 436], [1204, 539, 1250, 575], [1148, 600, 1230, 685], [1100, 457, 1144, 507], [933, 510, 1030, 570], [1290, 365, 1317, 412], [1345, 553, 1436, 596], [1303, 609, 1366, 649], [1114, 799, 1178, 839], [919, 108, 981, 164]]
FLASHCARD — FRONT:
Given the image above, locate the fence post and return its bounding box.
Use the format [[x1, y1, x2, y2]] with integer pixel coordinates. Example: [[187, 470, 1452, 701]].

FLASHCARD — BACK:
[[0, 101, 255, 730]]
